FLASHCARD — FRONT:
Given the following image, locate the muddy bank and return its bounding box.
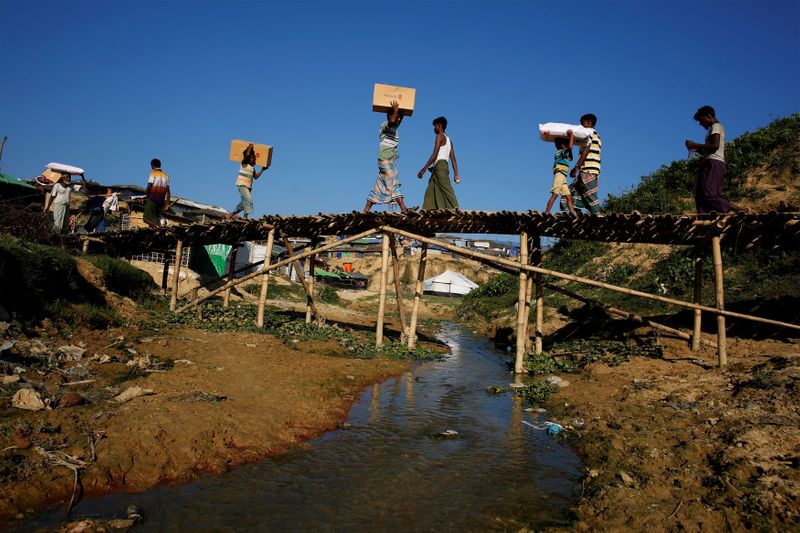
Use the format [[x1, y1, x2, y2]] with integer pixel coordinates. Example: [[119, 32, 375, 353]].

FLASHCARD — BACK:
[[550, 335, 800, 531], [0, 326, 408, 523]]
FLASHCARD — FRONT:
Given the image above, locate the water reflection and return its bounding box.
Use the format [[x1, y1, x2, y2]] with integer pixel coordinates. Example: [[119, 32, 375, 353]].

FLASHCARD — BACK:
[[24, 323, 582, 532]]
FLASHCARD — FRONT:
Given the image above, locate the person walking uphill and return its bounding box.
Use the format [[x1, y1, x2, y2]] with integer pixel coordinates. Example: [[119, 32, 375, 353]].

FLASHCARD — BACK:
[[228, 144, 266, 220], [561, 113, 601, 214], [43, 172, 87, 231], [686, 105, 741, 213], [365, 100, 409, 213], [143, 159, 171, 228], [418, 116, 460, 210]]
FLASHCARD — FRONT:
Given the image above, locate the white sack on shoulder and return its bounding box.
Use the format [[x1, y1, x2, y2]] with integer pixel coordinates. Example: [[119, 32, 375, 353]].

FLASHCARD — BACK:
[[538, 123, 594, 145]]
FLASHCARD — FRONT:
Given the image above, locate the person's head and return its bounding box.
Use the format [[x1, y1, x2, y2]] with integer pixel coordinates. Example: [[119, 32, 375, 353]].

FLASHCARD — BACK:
[[693, 105, 717, 128], [387, 109, 404, 125], [151, 158, 161, 170], [242, 144, 256, 166], [555, 138, 573, 160], [433, 116, 448, 134], [580, 113, 597, 128], [60, 173, 71, 184]]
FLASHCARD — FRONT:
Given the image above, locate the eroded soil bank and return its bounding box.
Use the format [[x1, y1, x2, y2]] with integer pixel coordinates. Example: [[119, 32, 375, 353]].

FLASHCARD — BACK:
[[0, 326, 408, 524], [551, 335, 799, 531]]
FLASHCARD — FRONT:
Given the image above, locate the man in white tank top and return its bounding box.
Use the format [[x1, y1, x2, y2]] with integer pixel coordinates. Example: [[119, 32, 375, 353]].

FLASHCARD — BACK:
[[418, 116, 460, 209]]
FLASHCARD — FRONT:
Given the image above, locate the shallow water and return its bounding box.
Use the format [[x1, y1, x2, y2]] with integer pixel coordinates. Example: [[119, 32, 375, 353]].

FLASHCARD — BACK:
[[27, 323, 582, 531]]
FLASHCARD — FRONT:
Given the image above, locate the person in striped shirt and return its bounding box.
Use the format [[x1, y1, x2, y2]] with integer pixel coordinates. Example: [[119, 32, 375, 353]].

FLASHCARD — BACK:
[[143, 159, 170, 228], [228, 144, 267, 220], [561, 113, 601, 214]]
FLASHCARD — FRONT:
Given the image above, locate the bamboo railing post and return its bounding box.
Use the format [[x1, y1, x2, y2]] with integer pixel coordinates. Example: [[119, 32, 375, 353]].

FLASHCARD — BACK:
[[711, 236, 727, 367], [282, 236, 318, 321], [256, 228, 276, 328], [376, 233, 390, 347], [515, 231, 529, 374], [532, 236, 544, 354], [388, 234, 409, 338], [169, 240, 184, 311], [223, 245, 239, 308], [692, 248, 703, 351], [305, 255, 315, 324], [407, 243, 428, 349]]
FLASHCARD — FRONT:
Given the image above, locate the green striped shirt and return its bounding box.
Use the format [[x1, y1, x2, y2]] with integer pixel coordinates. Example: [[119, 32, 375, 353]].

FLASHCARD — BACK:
[[583, 131, 601, 175]]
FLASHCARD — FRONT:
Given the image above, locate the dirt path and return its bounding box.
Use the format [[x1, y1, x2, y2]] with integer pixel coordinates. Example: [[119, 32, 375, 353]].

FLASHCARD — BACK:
[[0, 327, 408, 523], [551, 335, 800, 531]]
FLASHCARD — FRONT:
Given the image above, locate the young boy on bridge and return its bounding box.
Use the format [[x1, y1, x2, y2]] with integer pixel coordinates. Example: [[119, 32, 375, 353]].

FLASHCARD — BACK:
[[228, 144, 267, 220], [545, 130, 577, 215], [562, 114, 601, 214], [365, 100, 409, 213], [685, 106, 741, 213], [143, 159, 170, 228]]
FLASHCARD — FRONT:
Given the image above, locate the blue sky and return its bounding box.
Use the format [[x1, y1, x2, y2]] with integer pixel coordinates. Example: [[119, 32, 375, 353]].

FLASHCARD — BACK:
[[2, 0, 798, 217]]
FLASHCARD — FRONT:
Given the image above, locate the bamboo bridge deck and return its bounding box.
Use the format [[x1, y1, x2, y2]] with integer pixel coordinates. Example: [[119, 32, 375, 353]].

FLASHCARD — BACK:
[[73, 210, 800, 372]]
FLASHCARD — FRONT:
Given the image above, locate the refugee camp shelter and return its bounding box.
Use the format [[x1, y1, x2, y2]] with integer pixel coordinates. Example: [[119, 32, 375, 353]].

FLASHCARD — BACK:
[[423, 270, 478, 297]]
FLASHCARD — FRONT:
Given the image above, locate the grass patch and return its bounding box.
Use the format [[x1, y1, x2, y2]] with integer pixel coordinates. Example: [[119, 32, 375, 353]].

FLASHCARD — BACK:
[[85, 255, 156, 300]]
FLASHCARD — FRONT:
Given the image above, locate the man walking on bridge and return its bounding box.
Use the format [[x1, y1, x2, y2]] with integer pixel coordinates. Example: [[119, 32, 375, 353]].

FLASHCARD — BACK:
[[562, 113, 601, 214]]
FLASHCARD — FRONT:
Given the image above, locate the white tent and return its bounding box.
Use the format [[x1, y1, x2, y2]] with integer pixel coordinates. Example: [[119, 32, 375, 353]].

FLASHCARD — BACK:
[[423, 270, 479, 297]]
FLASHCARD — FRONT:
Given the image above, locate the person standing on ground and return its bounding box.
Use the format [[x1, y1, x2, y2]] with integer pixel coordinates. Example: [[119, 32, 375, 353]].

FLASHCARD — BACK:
[[685, 106, 741, 213], [365, 100, 409, 213], [562, 113, 601, 214], [144, 159, 170, 227], [43, 173, 87, 232], [418, 116, 460, 209], [545, 130, 577, 215], [228, 144, 266, 220]]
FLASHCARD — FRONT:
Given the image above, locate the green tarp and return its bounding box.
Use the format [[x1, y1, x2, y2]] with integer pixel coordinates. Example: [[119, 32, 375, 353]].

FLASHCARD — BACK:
[[0, 173, 36, 190]]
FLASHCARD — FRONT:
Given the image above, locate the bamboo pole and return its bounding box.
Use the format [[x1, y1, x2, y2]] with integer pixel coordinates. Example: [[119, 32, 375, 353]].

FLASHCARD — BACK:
[[305, 255, 315, 324], [376, 233, 390, 347], [381, 226, 800, 332], [544, 283, 691, 340], [256, 228, 276, 328], [388, 234, 408, 337], [282, 236, 318, 322], [177, 227, 380, 313], [222, 245, 239, 308], [81, 239, 90, 254], [712, 236, 727, 367], [169, 240, 184, 311], [692, 249, 703, 351], [191, 287, 201, 319], [161, 255, 170, 294], [523, 276, 534, 353], [515, 231, 529, 374], [407, 243, 428, 349], [532, 236, 544, 354]]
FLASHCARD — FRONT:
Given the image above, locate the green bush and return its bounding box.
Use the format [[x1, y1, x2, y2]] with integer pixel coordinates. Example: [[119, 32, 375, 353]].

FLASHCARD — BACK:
[[317, 284, 340, 305], [86, 255, 155, 300]]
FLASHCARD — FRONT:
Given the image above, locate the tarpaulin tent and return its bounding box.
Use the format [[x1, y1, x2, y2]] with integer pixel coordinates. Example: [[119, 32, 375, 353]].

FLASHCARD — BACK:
[[423, 270, 479, 297]]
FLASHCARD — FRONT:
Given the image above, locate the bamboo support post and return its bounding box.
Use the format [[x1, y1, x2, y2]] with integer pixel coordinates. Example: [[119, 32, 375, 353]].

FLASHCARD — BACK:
[[282, 236, 318, 322], [376, 233, 390, 347], [515, 231, 529, 374], [407, 243, 428, 349], [523, 276, 534, 353], [532, 236, 544, 354], [81, 239, 89, 254], [223, 245, 239, 308], [169, 240, 183, 311], [692, 249, 703, 351], [256, 228, 276, 328], [177, 228, 380, 313], [381, 226, 800, 332], [161, 255, 170, 294], [711, 236, 727, 367], [305, 255, 315, 324], [388, 234, 408, 337], [544, 283, 691, 340], [191, 288, 201, 319]]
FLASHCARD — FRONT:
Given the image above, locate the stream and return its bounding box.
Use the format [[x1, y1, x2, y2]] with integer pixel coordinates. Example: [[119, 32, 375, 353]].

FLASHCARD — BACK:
[[28, 322, 583, 531]]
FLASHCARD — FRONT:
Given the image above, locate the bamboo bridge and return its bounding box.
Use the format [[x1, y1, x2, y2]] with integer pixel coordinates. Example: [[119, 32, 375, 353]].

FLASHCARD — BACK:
[[74, 210, 800, 371]]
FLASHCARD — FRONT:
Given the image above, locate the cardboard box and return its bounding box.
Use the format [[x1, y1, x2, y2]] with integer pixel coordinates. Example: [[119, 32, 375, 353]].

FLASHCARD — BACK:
[[372, 83, 416, 116], [230, 140, 273, 168]]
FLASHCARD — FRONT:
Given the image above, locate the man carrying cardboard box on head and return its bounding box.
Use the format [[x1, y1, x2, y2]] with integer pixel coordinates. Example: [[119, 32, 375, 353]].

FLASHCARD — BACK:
[[365, 100, 409, 213], [228, 143, 267, 220]]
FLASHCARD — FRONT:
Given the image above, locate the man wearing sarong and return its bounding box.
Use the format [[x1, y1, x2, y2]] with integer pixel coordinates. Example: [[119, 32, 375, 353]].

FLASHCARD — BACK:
[[562, 113, 601, 214], [365, 100, 408, 213], [685, 105, 740, 213], [143, 159, 170, 227], [418, 116, 460, 210]]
